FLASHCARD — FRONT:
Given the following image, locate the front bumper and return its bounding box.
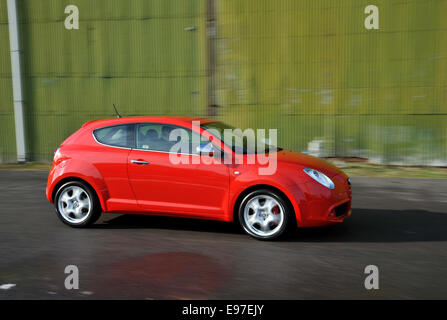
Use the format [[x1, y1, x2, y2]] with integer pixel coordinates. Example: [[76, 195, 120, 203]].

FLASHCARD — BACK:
[[291, 174, 352, 227]]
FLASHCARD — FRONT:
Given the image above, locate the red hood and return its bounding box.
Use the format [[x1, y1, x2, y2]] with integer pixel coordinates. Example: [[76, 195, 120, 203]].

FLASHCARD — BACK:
[[276, 150, 345, 178]]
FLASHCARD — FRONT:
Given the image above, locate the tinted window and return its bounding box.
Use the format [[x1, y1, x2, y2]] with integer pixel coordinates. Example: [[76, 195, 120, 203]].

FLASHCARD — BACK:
[[201, 121, 279, 154], [136, 123, 209, 154], [93, 124, 133, 148]]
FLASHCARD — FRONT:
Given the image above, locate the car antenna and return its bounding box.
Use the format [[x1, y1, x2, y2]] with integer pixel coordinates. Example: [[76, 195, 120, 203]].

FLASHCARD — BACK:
[[113, 104, 122, 118]]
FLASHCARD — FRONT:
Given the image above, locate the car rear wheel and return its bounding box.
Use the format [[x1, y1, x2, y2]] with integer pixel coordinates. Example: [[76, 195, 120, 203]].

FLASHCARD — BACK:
[[238, 189, 291, 240], [54, 181, 101, 227]]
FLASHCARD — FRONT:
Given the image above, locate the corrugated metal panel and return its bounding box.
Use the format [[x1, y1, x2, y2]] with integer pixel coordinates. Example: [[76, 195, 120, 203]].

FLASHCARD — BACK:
[[12, 0, 207, 161], [1, 0, 446, 164], [215, 0, 447, 165]]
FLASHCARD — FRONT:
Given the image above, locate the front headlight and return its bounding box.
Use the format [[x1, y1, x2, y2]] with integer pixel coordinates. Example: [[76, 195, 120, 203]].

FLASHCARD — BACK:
[[303, 168, 335, 189]]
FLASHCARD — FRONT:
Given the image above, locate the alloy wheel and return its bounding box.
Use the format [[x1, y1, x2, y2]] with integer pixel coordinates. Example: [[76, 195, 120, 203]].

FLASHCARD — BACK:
[[57, 185, 92, 224], [243, 194, 285, 237]]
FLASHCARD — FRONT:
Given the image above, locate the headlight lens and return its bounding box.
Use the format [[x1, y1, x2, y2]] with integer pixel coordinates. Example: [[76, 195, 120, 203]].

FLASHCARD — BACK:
[[303, 168, 335, 189]]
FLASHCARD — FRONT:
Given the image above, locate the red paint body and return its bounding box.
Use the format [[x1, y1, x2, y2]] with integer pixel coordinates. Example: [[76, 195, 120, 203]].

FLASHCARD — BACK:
[[46, 116, 352, 227]]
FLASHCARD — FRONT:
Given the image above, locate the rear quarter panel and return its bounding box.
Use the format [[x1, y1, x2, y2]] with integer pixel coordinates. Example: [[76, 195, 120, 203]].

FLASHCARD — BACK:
[[47, 155, 109, 211]]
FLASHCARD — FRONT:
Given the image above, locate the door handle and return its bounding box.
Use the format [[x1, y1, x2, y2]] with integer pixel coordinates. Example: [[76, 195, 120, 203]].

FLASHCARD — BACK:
[[131, 160, 150, 165]]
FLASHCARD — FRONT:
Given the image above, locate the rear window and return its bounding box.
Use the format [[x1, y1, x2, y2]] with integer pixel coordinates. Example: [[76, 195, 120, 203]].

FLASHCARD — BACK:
[[93, 124, 133, 148]]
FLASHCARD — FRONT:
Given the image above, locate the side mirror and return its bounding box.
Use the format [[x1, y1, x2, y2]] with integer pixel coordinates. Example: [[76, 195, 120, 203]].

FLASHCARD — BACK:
[[196, 143, 214, 157]]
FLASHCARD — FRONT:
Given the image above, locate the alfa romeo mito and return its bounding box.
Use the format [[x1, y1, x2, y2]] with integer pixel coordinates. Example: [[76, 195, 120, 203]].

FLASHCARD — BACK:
[[46, 116, 352, 240]]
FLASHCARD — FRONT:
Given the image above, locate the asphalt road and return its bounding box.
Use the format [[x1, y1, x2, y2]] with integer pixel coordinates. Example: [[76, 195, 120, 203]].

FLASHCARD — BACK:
[[0, 170, 446, 299]]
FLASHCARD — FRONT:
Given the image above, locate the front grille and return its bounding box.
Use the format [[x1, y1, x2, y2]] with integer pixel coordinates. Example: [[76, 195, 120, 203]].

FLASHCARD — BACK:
[[334, 202, 349, 218]]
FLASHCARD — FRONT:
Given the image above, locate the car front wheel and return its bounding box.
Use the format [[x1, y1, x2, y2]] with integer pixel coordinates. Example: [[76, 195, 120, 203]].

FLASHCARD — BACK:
[[238, 189, 292, 240], [54, 181, 101, 227]]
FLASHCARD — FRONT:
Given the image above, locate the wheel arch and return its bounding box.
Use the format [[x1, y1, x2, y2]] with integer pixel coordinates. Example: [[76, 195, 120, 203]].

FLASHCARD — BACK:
[[51, 176, 106, 212], [231, 184, 300, 226]]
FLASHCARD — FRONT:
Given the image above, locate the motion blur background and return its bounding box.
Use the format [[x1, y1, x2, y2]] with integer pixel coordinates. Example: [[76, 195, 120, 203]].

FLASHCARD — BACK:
[[0, 0, 446, 164]]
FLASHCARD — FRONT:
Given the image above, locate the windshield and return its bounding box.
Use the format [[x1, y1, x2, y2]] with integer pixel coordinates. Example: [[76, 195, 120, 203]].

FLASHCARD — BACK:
[[200, 121, 281, 154]]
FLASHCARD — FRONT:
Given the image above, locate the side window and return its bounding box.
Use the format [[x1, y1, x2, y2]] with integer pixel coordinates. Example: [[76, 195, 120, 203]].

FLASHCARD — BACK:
[[136, 123, 213, 154], [190, 130, 214, 155], [93, 124, 133, 148], [136, 123, 187, 153], [136, 123, 169, 152]]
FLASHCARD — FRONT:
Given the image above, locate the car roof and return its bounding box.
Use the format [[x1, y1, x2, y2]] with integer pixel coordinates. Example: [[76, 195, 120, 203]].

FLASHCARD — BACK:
[[82, 116, 216, 129]]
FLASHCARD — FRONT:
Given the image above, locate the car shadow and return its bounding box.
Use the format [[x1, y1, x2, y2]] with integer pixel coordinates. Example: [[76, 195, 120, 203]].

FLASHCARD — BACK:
[[287, 208, 447, 242], [93, 208, 447, 242], [94, 214, 242, 235]]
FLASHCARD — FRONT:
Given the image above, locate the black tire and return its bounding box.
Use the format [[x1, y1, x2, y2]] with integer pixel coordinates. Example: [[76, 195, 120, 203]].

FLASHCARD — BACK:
[[238, 189, 293, 240], [54, 181, 102, 227]]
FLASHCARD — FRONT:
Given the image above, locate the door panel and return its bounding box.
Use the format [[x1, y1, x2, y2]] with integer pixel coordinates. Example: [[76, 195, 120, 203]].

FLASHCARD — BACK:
[[127, 123, 230, 218]]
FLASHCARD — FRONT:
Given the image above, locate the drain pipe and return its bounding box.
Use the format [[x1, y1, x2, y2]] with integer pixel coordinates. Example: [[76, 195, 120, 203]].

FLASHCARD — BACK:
[[206, 0, 217, 117], [7, 0, 27, 162]]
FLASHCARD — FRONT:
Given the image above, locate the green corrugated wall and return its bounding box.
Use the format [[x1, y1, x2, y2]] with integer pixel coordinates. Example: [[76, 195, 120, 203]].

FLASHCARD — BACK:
[[0, 0, 446, 164], [216, 0, 447, 165], [0, 0, 207, 162]]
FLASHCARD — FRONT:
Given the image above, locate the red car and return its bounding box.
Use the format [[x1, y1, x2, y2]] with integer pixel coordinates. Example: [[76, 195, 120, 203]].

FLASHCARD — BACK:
[[46, 116, 352, 240]]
